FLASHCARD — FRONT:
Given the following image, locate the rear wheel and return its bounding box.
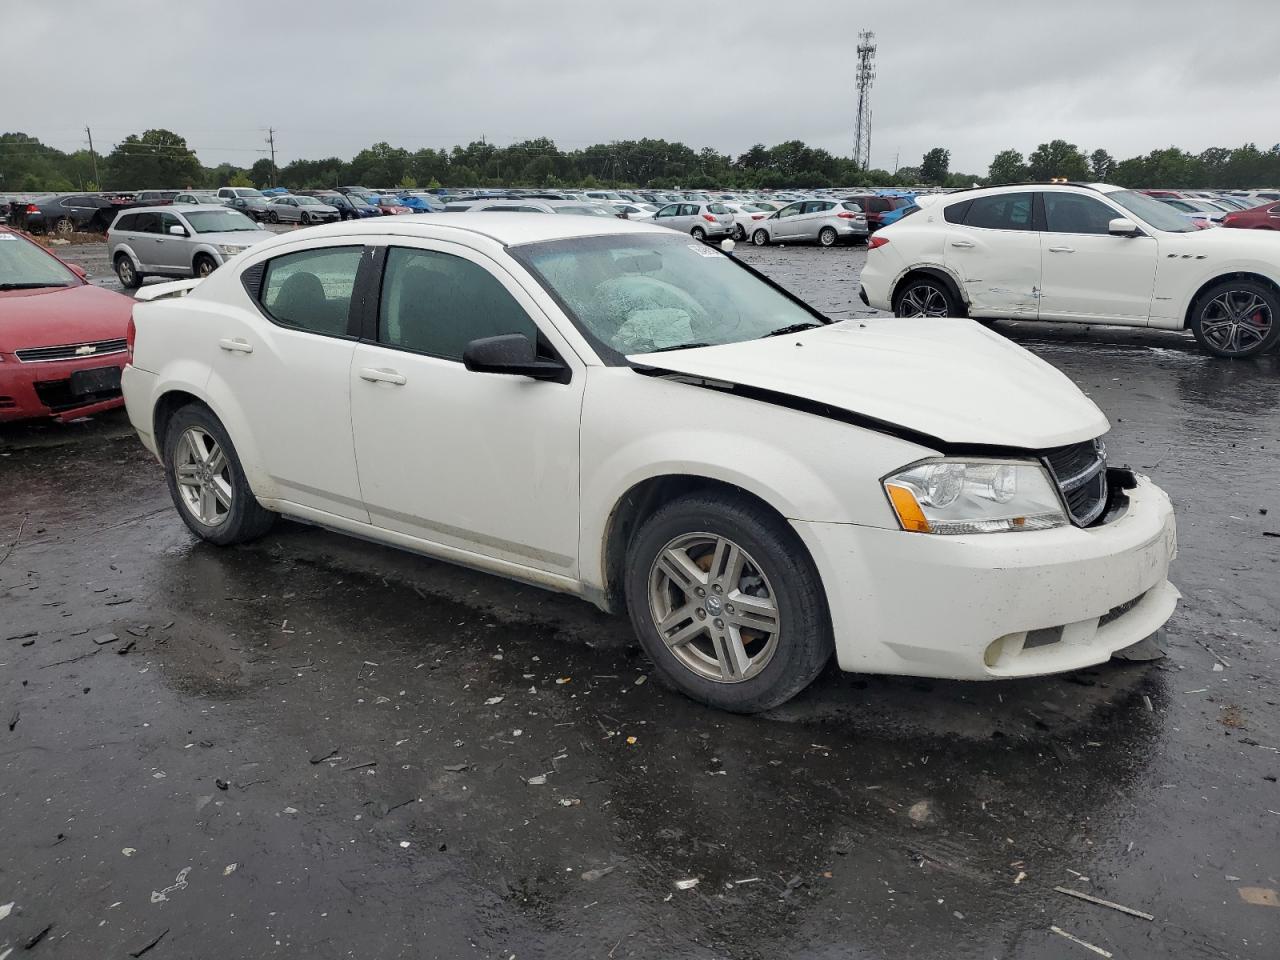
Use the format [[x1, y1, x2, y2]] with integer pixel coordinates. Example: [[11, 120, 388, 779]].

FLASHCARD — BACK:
[[1189, 279, 1280, 358], [751, 228, 769, 246], [55, 217, 74, 236], [893, 276, 961, 318], [818, 226, 838, 247], [114, 254, 142, 289], [163, 405, 275, 546], [734, 224, 746, 241], [625, 494, 833, 712], [690, 226, 706, 242]]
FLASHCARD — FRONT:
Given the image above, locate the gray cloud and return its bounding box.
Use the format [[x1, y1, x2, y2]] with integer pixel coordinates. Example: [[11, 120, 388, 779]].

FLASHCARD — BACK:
[[3, 0, 1275, 174]]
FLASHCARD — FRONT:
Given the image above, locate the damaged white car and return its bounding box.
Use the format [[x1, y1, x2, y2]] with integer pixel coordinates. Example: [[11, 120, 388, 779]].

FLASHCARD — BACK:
[[121, 215, 1178, 712]]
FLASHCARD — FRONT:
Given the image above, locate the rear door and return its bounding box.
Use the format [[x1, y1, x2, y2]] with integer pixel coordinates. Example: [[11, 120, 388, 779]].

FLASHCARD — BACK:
[[944, 192, 1041, 319], [130, 212, 163, 271], [1037, 191, 1157, 324]]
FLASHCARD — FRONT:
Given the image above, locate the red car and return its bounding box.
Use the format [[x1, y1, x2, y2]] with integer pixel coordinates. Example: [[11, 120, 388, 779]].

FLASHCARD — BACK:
[[375, 197, 413, 215], [1221, 201, 1280, 230], [0, 228, 135, 422]]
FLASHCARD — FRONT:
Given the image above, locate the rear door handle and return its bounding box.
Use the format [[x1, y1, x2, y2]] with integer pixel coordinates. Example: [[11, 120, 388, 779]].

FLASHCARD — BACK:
[[1048, 245, 1075, 253], [949, 239, 975, 248], [218, 338, 253, 354], [359, 367, 406, 385]]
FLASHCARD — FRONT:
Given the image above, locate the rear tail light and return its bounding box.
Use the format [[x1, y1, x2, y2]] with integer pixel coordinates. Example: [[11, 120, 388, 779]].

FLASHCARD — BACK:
[[1222, 213, 1238, 225], [702, 214, 716, 223], [25, 204, 39, 214], [126, 313, 136, 363], [867, 235, 890, 250], [751, 214, 765, 220], [836, 212, 863, 220]]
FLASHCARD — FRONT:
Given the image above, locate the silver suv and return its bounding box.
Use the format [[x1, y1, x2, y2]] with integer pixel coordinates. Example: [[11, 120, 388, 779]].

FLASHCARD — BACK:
[[749, 199, 869, 246], [651, 201, 735, 241], [107, 205, 275, 287]]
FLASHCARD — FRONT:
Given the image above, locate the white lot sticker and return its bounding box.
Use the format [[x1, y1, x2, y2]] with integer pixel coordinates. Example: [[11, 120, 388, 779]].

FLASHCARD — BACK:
[[687, 243, 723, 258], [0, 234, 17, 240]]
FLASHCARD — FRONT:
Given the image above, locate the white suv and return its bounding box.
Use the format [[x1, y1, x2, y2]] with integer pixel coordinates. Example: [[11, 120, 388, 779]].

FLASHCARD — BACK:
[[859, 182, 1280, 358]]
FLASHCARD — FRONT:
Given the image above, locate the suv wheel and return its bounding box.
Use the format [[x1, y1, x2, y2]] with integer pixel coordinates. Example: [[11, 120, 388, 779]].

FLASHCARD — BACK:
[[193, 255, 217, 279], [625, 494, 833, 712], [1189, 279, 1280, 358], [893, 277, 960, 318], [114, 254, 142, 289], [163, 405, 275, 546], [818, 226, 838, 247]]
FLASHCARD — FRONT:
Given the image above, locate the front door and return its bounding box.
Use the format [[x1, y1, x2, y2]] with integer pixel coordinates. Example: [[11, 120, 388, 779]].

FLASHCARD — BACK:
[[349, 241, 584, 577], [771, 202, 806, 240], [154, 212, 190, 273], [945, 191, 1042, 319], [1037, 192, 1157, 324]]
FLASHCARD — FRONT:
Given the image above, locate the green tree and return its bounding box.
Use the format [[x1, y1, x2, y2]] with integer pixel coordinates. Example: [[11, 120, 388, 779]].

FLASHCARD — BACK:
[[229, 171, 254, 188], [988, 149, 1026, 183], [103, 129, 202, 189], [1026, 139, 1089, 181], [920, 147, 950, 185], [250, 158, 275, 188], [1088, 149, 1115, 181]]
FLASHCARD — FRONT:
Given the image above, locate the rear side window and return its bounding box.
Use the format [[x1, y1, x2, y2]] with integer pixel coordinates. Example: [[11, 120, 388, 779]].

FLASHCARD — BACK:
[[840, 201, 863, 212], [707, 203, 731, 214], [114, 214, 137, 231], [378, 247, 538, 361], [963, 193, 1034, 230], [133, 213, 161, 234], [943, 199, 973, 223], [261, 246, 363, 337]]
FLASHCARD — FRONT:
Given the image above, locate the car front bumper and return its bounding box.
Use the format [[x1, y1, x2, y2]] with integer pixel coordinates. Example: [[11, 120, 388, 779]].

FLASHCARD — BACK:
[[0, 353, 127, 422], [791, 474, 1178, 680]]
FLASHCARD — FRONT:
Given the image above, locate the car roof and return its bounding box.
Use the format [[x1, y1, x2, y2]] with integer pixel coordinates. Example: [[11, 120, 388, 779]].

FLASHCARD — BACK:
[[122, 204, 227, 214], [266, 211, 667, 247]]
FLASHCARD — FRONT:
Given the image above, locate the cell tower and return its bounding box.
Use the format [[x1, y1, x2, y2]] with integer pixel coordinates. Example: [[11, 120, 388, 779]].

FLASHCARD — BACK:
[[853, 30, 876, 171]]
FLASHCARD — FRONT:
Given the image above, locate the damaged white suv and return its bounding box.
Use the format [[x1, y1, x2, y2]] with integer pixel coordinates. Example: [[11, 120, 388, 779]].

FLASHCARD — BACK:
[[121, 215, 1178, 712], [859, 182, 1280, 358]]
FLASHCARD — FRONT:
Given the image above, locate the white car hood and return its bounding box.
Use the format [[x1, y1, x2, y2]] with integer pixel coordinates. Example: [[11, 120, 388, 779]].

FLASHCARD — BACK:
[[629, 318, 1109, 450]]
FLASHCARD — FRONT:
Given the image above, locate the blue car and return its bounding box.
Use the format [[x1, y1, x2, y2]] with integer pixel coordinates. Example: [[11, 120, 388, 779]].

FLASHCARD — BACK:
[[396, 194, 445, 213]]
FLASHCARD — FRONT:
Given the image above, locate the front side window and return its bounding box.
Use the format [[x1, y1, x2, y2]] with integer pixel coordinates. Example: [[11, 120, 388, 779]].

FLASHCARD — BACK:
[[185, 210, 259, 233], [378, 247, 538, 361], [261, 246, 363, 336], [1106, 190, 1195, 232], [963, 193, 1034, 230], [777, 203, 803, 218], [160, 212, 184, 234], [1042, 193, 1120, 235], [512, 233, 823, 358]]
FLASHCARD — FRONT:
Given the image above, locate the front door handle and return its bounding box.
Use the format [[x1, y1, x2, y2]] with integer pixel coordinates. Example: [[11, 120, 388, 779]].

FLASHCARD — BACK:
[[218, 338, 253, 353], [359, 367, 407, 385], [949, 239, 975, 248], [1048, 245, 1075, 253]]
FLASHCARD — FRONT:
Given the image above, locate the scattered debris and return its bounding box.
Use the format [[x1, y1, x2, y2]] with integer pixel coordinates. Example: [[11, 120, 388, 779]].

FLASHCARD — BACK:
[[117, 639, 136, 655], [674, 878, 699, 890], [93, 633, 119, 646], [1238, 887, 1279, 907], [1053, 885, 1154, 920], [1142, 695, 1154, 713], [343, 760, 377, 772], [0, 901, 12, 920], [6, 631, 37, 642], [7, 711, 18, 732], [625, 736, 637, 746], [122, 848, 137, 857], [1014, 871, 1027, 885], [556, 677, 571, 685], [733, 877, 761, 885], [559, 798, 581, 807], [282, 806, 298, 815], [526, 774, 548, 786], [399, 841, 411, 848], [1049, 925, 1112, 957], [223, 863, 237, 876], [215, 779, 229, 791], [129, 928, 169, 958], [485, 696, 504, 705], [40, 648, 101, 668], [907, 800, 932, 824], [125, 625, 150, 638], [442, 763, 469, 773], [150, 867, 190, 904], [24, 922, 53, 949], [20, 638, 35, 647], [309, 748, 340, 764], [634, 675, 647, 686], [581, 865, 616, 882]]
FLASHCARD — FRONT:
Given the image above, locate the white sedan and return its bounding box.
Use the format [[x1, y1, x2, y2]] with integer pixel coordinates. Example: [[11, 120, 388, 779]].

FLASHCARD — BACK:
[[859, 182, 1280, 358], [121, 215, 1178, 711]]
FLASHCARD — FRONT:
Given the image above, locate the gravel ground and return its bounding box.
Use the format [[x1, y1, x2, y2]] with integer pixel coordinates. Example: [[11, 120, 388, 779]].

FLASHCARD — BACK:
[[2, 240, 1278, 959]]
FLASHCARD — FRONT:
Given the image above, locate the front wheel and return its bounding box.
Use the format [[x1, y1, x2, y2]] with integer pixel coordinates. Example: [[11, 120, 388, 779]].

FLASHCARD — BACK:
[[818, 226, 838, 247], [114, 254, 141, 289], [893, 277, 960, 318], [163, 405, 275, 546], [267, 211, 279, 224], [625, 494, 833, 713], [193, 255, 217, 279], [1189, 279, 1280, 358], [690, 226, 706, 242], [751, 228, 769, 246], [300, 212, 311, 225]]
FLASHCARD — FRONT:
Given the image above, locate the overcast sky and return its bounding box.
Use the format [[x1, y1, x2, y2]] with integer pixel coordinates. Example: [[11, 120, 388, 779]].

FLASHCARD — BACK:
[[5, 0, 1276, 174]]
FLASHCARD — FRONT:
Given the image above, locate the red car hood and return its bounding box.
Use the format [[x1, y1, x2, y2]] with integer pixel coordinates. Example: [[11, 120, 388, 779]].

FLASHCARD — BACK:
[[0, 283, 134, 354]]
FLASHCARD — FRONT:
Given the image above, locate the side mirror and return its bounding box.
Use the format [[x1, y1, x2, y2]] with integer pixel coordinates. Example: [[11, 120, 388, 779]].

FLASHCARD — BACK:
[[462, 334, 569, 383], [1108, 217, 1140, 237], [168, 225, 187, 236], [65, 262, 89, 280]]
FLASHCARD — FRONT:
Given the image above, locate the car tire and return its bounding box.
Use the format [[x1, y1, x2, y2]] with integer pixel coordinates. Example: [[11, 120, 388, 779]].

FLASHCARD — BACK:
[[625, 493, 833, 713], [734, 224, 746, 241], [690, 226, 707, 242], [893, 276, 962, 318], [751, 229, 769, 246], [55, 217, 74, 236], [818, 226, 838, 247], [267, 211, 279, 224], [300, 212, 311, 225], [193, 254, 217, 279], [163, 404, 275, 547], [114, 254, 142, 289], [1188, 278, 1280, 358]]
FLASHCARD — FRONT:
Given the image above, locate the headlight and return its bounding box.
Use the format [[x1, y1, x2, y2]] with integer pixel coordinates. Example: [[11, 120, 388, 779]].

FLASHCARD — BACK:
[[883, 459, 1067, 534], [218, 244, 247, 255]]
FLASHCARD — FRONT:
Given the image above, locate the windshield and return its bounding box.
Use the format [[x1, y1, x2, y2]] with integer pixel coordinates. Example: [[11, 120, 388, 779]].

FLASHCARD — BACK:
[[1107, 190, 1196, 232], [234, 189, 263, 198], [318, 195, 346, 206], [554, 205, 614, 217], [294, 196, 322, 206], [184, 210, 260, 234], [0, 233, 79, 288], [512, 233, 824, 359]]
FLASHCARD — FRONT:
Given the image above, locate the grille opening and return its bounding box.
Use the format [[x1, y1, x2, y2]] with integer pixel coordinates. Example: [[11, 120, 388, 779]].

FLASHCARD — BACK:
[[15, 338, 128, 363], [1023, 626, 1064, 649], [1043, 439, 1109, 527], [1099, 593, 1144, 627]]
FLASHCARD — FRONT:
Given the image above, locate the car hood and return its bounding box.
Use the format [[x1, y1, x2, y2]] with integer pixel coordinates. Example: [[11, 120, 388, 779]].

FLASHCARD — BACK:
[[194, 230, 276, 246], [629, 318, 1109, 450], [0, 283, 133, 353]]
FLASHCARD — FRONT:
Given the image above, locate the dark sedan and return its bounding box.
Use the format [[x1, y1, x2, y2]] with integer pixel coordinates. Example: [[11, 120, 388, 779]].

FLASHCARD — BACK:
[[9, 194, 123, 235], [225, 196, 274, 222]]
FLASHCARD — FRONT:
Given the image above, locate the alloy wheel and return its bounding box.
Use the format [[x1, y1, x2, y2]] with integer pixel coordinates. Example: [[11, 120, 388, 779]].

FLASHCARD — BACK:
[[116, 258, 136, 286], [55, 218, 73, 235], [647, 532, 781, 684], [173, 427, 233, 526], [819, 227, 836, 246], [195, 259, 215, 278], [1199, 290, 1273, 355], [897, 283, 950, 318]]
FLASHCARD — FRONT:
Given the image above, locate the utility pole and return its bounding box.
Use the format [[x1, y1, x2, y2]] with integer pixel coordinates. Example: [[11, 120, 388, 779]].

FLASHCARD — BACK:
[[266, 127, 278, 186], [893, 151, 900, 174], [853, 30, 876, 171], [85, 126, 100, 188]]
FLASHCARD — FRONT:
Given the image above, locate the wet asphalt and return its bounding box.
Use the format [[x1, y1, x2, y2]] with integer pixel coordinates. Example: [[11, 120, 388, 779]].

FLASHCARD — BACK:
[[2, 241, 1279, 959]]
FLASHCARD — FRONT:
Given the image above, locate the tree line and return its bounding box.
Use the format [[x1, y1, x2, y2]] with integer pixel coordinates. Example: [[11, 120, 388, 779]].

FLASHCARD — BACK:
[[3, 129, 1278, 193]]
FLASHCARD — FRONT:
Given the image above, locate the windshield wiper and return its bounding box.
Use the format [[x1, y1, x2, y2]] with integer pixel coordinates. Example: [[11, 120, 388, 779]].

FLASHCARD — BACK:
[[762, 321, 823, 338], [0, 282, 71, 290], [646, 342, 713, 353]]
